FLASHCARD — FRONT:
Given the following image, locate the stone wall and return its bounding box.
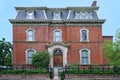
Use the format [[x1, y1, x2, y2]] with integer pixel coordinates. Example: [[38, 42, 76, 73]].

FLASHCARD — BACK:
[[0, 74, 50, 80], [64, 74, 120, 80]]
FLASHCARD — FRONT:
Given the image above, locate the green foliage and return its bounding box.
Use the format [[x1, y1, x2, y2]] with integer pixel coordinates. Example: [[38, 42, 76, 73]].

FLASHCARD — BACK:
[[0, 69, 48, 74], [0, 38, 12, 66], [32, 51, 50, 68], [4, 53, 12, 66], [49, 68, 54, 79], [68, 63, 78, 68], [60, 68, 120, 80], [103, 29, 120, 67]]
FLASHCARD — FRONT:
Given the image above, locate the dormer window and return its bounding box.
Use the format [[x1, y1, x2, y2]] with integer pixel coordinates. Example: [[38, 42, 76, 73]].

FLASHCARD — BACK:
[[26, 11, 34, 19], [81, 12, 86, 19], [87, 12, 93, 19], [75, 12, 80, 19], [53, 12, 61, 20]]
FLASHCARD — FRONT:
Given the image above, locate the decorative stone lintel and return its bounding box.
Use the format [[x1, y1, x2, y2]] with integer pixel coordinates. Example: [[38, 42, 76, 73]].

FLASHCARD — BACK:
[[45, 42, 70, 48]]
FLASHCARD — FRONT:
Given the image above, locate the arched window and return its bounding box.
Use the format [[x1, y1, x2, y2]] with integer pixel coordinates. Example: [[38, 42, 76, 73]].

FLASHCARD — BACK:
[[80, 12, 86, 19], [80, 29, 89, 42], [87, 12, 93, 19], [80, 49, 90, 65], [53, 12, 61, 20], [26, 29, 35, 41], [26, 49, 36, 64], [75, 12, 80, 19], [54, 50, 62, 54], [53, 29, 62, 42], [26, 11, 34, 19]]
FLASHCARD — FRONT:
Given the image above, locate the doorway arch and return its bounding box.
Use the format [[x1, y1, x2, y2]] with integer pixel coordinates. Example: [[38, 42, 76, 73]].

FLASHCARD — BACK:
[[48, 44, 68, 68]]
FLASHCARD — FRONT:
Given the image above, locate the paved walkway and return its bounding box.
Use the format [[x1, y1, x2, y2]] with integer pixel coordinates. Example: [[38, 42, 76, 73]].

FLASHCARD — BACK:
[[53, 68, 59, 80], [53, 68, 60, 80]]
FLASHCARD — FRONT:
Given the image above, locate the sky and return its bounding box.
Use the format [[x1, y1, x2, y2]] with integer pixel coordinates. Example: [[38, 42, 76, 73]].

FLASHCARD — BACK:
[[0, 0, 120, 42]]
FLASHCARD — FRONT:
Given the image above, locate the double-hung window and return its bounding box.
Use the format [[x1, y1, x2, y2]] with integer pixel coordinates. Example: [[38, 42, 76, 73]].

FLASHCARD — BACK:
[[80, 49, 90, 65], [26, 49, 35, 64], [80, 29, 89, 42], [26, 29, 35, 41], [53, 29, 62, 42]]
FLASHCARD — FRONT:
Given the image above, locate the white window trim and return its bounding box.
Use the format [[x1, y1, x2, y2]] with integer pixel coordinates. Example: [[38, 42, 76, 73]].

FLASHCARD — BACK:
[[26, 29, 35, 42], [87, 12, 93, 19], [67, 10, 74, 19], [53, 29, 62, 42], [80, 11, 87, 19], [80, 28, 89, 42], [79, 49, 91, 65], [25, 48, 36, 64], [43, 10, 47, 19], [75, 12, 80, 19]]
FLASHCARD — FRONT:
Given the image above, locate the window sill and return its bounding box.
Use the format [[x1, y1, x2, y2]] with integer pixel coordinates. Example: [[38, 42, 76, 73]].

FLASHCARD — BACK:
[[26, 41, 36, 43], [80, 63, 91, 66], [80, 40, 89, 42]]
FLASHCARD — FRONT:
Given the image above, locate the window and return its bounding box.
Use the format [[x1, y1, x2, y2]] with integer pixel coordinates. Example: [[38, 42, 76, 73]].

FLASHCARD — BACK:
[[87, 12, 93, 19], [26, 11, 34, 19], [26, 49, 36, 64], [80, 29, 89, 42], [53, 29, 62, 42], [26, 29, 35, 41], [75, 12, 80, 19], [80, 12, 86, 19], [54, 50, 62, 54], [53, 12, 61, 20], [80, 49, 90, 65]]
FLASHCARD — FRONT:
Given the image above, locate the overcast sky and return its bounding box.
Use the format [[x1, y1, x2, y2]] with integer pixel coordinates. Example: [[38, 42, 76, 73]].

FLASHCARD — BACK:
[[0, 0, 120, 42]]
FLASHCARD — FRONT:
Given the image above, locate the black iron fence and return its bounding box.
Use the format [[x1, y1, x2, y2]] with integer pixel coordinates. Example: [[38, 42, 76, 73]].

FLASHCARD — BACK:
[[58, 64, 120, 75], [0, 64, 54, 78]]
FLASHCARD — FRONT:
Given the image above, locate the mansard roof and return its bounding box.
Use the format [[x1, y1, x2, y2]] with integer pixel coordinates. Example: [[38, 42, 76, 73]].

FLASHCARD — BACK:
[[9, 1, 105, 26], [14, 6, 99, 20]]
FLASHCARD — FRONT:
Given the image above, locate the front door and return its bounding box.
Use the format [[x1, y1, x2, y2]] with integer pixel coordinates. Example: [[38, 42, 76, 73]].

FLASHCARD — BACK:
[[53, 50, 63, 67]]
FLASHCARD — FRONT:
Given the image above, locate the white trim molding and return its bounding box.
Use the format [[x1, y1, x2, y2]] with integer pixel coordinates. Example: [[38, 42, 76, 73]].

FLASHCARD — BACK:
[[80, 28, 89, 42], [79, 48, 91, 65], [25, 48, 36, 64], [53, 29, 62, 42], [26, 28, 35, 42], [48, 45, 68, 68]]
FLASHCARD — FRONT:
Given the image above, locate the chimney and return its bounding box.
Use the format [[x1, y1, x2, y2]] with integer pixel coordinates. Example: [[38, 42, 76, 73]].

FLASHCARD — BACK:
[[91, 1, 97, 6]]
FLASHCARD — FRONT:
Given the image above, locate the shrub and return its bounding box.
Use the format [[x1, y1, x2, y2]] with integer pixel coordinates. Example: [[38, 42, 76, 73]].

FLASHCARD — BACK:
[[32, 51, 50, 68]]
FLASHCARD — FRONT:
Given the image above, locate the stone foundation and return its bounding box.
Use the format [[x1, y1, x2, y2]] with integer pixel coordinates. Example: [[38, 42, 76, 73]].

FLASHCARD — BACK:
[[0, 74, 50, 80], [64, 74, 120, 80]]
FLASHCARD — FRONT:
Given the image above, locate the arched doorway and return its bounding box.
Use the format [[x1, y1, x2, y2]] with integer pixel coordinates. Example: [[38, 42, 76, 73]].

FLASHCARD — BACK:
[[53, 49, 63, 67]]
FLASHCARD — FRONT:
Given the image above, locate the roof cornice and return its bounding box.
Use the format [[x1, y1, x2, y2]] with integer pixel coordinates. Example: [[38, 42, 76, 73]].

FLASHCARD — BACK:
[[9, 19, 106, 26], [15, 6, 99, 11], [15, 7, 47, 11]]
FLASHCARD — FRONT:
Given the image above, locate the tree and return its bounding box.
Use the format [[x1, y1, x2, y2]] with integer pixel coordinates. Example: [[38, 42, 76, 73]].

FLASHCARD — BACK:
[[103, 29, 120, 66], [0, 38, 12, 66], [32, 51, 50, 68]]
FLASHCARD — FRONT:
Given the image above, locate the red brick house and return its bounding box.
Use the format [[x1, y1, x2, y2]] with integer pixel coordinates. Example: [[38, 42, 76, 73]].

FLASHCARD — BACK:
[[9, 1, 112, 67]]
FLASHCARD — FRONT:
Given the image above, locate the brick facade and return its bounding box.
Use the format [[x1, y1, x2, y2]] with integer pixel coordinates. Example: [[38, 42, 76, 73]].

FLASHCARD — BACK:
[[9, 2, 112, 67]]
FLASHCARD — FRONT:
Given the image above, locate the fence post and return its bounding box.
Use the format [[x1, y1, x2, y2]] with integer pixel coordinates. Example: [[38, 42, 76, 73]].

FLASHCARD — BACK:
[[22, 65, 26, 74], [89, 65, 92, 73]]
